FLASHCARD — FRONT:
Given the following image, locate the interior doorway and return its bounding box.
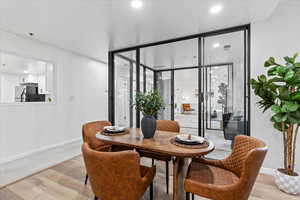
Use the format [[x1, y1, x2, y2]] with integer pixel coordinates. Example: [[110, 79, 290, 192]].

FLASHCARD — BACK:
[[108, 25, 250, 157]]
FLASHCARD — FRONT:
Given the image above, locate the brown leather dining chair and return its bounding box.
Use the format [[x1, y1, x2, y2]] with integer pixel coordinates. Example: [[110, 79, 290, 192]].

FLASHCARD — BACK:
[[184, 135, 268, 200], [82, 120, 132, 185], [82, 143, 156, 200], [138, 120, 180, 194]]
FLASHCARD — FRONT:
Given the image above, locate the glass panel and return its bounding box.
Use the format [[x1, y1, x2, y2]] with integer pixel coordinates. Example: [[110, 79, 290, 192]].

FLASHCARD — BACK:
[[157, 71, 171, 120], [140, 66, 144, 93], [203, 31, 246, 155], [114, 51, 136, 127], [206, 64, 233, 130], [114, 54, 131, 127], [146, 69, 154, 92], [174, 69, 198, 135], [132, 61, 136, 127], [140, 39, 198, 70]]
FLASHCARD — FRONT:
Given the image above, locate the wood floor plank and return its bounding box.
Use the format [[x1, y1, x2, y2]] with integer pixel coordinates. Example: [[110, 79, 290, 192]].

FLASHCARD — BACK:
[[0, 188, 23, 200], [1, 155, 299, 200]]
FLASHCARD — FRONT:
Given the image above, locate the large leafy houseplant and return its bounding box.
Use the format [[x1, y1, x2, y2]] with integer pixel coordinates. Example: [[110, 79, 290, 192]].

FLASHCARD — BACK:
[[135, 89, 165, 138], [251, 54, 299, 176], [251, 54, 300, 194]]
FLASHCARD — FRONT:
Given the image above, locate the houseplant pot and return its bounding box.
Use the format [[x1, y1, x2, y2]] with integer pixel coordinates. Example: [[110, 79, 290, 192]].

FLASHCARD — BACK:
[[251, 53, 300, 195], [135, 89, 165, 138], [274, 169, 300, 195], [141, 115, 157, 138]]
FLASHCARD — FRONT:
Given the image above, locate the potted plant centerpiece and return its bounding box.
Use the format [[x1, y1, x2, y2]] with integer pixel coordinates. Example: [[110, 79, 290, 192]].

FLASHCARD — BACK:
[[135, 89, 165, 138], [251, 54, 300, 195]]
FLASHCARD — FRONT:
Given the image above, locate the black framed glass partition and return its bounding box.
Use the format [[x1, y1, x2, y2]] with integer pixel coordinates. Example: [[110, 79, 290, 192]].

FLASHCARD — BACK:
[[205, 63, 233, 130], [108, 24, 251, 151]]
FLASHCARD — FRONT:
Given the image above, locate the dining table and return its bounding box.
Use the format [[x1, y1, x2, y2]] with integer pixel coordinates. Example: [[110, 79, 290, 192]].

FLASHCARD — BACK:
[[96, 128, 215, 200]]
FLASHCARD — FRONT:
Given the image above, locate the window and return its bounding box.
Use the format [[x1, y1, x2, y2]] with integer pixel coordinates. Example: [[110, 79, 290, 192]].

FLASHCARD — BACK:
[[0, 51, 55, 103]]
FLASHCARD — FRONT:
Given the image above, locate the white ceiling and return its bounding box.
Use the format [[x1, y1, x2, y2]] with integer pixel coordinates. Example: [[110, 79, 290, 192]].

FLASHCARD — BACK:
[[0, 0, 282, 62]]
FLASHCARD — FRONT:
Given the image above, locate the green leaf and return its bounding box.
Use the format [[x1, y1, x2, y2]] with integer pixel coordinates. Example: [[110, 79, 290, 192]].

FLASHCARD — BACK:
[[292, 93, 300, 101], [264, 57, 277, 67], [273, 122, 283, 131], [267, 66, 278, 76], [284, 70, 295, 80], [282, 101, 299, 112], [279, 87, 290, 100], [250, 78, 258, 85], [284, 56, 294, 64], [294, 62, 300, 67], [268, 77, 284, 83], [271, 105, 282, 113], [287, 113, 300, 124], [272, 113, 288, 123], [293, 53, 299, 61], [276, 66, 287, 76], [258, 75, 267, 82]]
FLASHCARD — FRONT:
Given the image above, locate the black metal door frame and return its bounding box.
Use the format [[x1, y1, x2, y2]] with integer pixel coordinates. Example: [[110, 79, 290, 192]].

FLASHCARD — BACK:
[[108, 24, 251, 136]]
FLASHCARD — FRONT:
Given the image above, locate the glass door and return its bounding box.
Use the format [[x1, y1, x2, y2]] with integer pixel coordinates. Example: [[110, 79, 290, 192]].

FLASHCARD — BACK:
[[156, 71, 172, 120], [202, 30, 248, 153], [174, 68, 198, 135], [206, 64, 233, 130], [114, 52, 136, 127]]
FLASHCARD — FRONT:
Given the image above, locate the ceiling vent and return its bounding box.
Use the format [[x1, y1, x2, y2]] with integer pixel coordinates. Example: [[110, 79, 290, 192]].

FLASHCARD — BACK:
[[224, 45, 231, 51]]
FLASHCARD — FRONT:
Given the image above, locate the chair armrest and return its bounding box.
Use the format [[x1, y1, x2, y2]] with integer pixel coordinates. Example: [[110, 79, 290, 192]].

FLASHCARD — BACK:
[[94, 144, 111, 152], [141, 166, 156, 187], [192, 157, 224, 168]]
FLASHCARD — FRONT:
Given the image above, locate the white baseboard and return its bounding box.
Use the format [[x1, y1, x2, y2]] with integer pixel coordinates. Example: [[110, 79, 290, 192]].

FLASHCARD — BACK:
[[0, 138, 82, 187], [260, 167, 275, 175]]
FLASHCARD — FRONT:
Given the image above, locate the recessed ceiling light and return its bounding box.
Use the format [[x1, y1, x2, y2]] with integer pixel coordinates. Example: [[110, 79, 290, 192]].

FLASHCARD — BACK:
[[131, 0, 143, 9], [213, 43, 220, 48], [210, 5, 222, 14], [23, 70, 29, 74]]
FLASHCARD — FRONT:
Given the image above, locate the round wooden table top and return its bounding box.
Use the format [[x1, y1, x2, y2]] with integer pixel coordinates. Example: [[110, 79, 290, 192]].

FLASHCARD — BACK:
[[96, 128, 215, 157]]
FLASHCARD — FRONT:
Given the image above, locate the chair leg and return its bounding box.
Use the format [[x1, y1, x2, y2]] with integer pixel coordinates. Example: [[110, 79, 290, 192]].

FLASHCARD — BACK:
[[186, 192, 190, 200], [94, 196, 98, 200], [150, 182, 153, 200], [84, 173, 88, 185], [152, 158, 154, 166], [165, 161, 169, 194], [192, 193, 194, 200]]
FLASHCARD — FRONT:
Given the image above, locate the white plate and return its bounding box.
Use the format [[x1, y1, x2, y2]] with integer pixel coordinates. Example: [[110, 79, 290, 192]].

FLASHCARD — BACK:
[[176, 134, 205, 144], [104, 126, 126, 132]]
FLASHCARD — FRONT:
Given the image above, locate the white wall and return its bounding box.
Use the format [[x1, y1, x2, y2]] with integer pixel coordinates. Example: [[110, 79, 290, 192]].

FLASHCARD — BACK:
[[0, 30, 108, 186], [0, 73, 19, 102], [251, 0, 300, 172]]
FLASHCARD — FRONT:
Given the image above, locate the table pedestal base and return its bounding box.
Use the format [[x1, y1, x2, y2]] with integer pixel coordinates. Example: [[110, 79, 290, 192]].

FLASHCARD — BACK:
[[173, 157, 189, 200]]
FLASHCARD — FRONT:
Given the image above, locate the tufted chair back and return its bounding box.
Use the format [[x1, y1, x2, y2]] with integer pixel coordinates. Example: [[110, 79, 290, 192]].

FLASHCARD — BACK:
[[82, 121, 111, 150], [157, 120, 180, 133], [218, 135, 267, 177], [82, 143, 154, 200]]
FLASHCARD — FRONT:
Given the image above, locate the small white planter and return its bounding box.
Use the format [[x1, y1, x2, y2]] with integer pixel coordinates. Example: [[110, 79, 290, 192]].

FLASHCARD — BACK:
[[274, 169, 300, 195]]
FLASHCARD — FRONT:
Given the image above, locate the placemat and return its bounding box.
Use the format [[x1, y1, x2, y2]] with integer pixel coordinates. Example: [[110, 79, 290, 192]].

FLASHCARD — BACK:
[[100, 128, 129, 136], [170, 137, 209, 149]]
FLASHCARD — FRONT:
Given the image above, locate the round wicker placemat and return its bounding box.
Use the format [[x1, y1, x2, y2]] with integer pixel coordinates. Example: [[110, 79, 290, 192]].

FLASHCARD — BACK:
[[170, 137, 209, 149], [100, 128, 129, 136]]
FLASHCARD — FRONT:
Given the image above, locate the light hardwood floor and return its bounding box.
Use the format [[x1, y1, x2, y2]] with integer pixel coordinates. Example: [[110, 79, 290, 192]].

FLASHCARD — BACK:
[[0, 155, 299, 200]]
